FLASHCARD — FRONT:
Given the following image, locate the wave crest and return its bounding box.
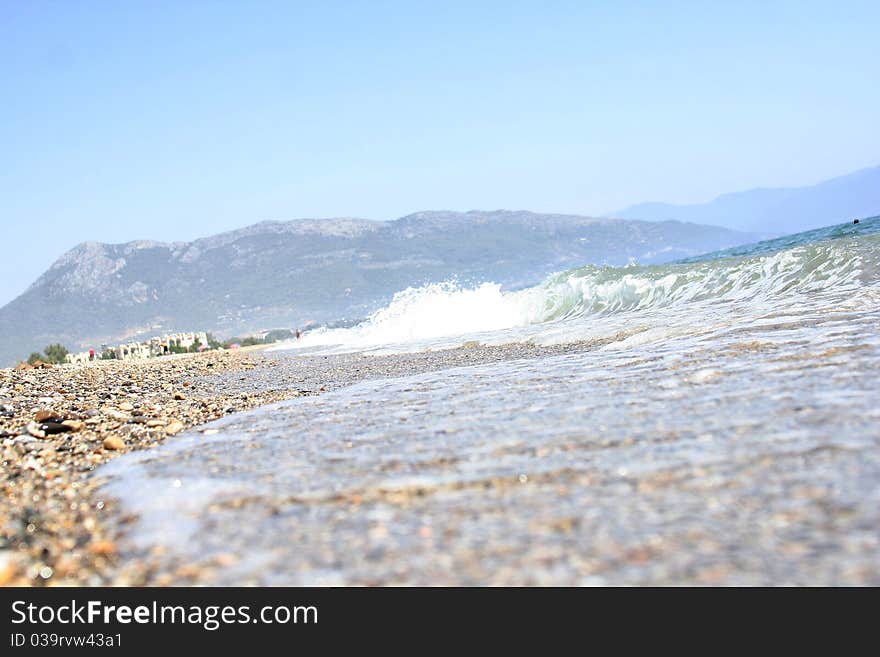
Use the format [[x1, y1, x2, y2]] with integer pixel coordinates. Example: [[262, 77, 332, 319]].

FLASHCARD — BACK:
[[290, 233, 877, 351]]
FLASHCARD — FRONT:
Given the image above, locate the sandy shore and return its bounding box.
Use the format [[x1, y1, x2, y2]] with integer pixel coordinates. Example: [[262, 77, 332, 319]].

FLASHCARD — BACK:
[[1, 340, 601, 586]]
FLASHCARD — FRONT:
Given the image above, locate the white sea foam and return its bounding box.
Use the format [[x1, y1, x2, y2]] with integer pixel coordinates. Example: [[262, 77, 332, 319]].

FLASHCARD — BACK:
[[273, 232, 878, 355]]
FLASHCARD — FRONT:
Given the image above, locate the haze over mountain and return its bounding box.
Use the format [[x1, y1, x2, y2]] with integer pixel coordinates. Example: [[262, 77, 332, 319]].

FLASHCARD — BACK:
[[616, 166, 880, 234], [0, 211, 758, 366]]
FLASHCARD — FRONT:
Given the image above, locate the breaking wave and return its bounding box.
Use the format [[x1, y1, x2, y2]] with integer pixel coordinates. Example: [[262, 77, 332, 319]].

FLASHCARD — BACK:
[[286, 220, 880, 352]]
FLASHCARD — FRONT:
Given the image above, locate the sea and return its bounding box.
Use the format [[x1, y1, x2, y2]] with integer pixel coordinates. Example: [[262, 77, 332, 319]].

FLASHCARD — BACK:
[[100, 217, 880, 584]]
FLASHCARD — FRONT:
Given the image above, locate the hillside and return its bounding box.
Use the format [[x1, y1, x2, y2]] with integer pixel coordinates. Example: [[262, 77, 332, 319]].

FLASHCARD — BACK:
[[0, 211, 758, 365], [616, 166, 880, 234]]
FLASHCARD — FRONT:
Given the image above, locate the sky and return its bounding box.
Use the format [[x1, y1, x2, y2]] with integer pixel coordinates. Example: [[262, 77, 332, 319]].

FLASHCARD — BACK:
[[2, 1, 879, 306]]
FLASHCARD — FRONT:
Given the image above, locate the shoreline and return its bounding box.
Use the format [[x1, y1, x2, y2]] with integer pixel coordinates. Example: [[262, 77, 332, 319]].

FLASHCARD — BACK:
[[1, 339, 603, 585], [93, 330, 880, 586], [0, 349, 312, 585]]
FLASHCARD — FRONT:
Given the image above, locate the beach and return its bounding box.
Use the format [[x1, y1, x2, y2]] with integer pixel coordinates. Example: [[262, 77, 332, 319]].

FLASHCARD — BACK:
[[3, 221, 880, 586], [95, 333, 880, 586], [0, 341, 602, 585], [0, 349, 307, 585], [2, 331, 879, 585]]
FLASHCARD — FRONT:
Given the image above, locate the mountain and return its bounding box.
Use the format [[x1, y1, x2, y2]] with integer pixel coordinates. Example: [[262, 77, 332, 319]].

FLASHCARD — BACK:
[[616, 166, 880, 234], [0, 210, 758, 366]]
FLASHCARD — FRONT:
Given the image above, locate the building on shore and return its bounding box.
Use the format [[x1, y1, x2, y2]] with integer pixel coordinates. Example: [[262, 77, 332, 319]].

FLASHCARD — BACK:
[[65, 331, 210, 364], [66, 349, 97, 365], [113, 342, 152, 361], [143, 331, 209, 357]]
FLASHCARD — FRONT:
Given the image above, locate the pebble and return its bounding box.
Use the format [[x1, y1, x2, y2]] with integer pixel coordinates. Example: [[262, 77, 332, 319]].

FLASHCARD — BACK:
[[164, 420, 185, 435], [88, 540, 117, 556], [102, 408, 130, 422], [41, 422, 73, 435], [0, 554, 18, 586], [102, 436, 125, 451], [26, 422, 46, 439]]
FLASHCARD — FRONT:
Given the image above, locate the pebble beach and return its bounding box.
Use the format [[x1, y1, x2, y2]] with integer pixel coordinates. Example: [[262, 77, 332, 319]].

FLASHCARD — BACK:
[[0, 349, 312, 585], [4, 218, 880, 586], [0, 341, 599, 586], [95, 334, 880, 586]]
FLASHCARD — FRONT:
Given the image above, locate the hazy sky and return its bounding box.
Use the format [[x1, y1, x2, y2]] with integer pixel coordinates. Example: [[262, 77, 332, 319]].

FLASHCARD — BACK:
[[2, 1, 879, 306]]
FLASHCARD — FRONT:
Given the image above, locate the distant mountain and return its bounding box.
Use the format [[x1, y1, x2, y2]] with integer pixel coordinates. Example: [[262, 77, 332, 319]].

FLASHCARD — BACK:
[[616, 166, 880, 234], [0, 211, 758, 366]]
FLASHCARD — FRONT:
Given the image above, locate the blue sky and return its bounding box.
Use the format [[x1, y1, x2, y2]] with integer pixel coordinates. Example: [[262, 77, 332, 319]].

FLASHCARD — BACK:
[[2, 1, 879, 305]]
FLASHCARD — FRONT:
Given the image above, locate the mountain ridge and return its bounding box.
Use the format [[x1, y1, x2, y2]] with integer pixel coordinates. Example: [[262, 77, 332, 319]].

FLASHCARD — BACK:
[[616, 165, 880, 233], [0, 211, 759, 366]]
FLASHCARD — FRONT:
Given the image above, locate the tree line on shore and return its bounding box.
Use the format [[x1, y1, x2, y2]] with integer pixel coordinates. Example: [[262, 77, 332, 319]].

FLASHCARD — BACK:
[[26, 343, 69, 366]]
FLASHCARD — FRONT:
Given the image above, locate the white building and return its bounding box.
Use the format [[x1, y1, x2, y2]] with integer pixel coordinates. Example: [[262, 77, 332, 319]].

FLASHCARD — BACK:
[[65, 331, 211, 364]]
